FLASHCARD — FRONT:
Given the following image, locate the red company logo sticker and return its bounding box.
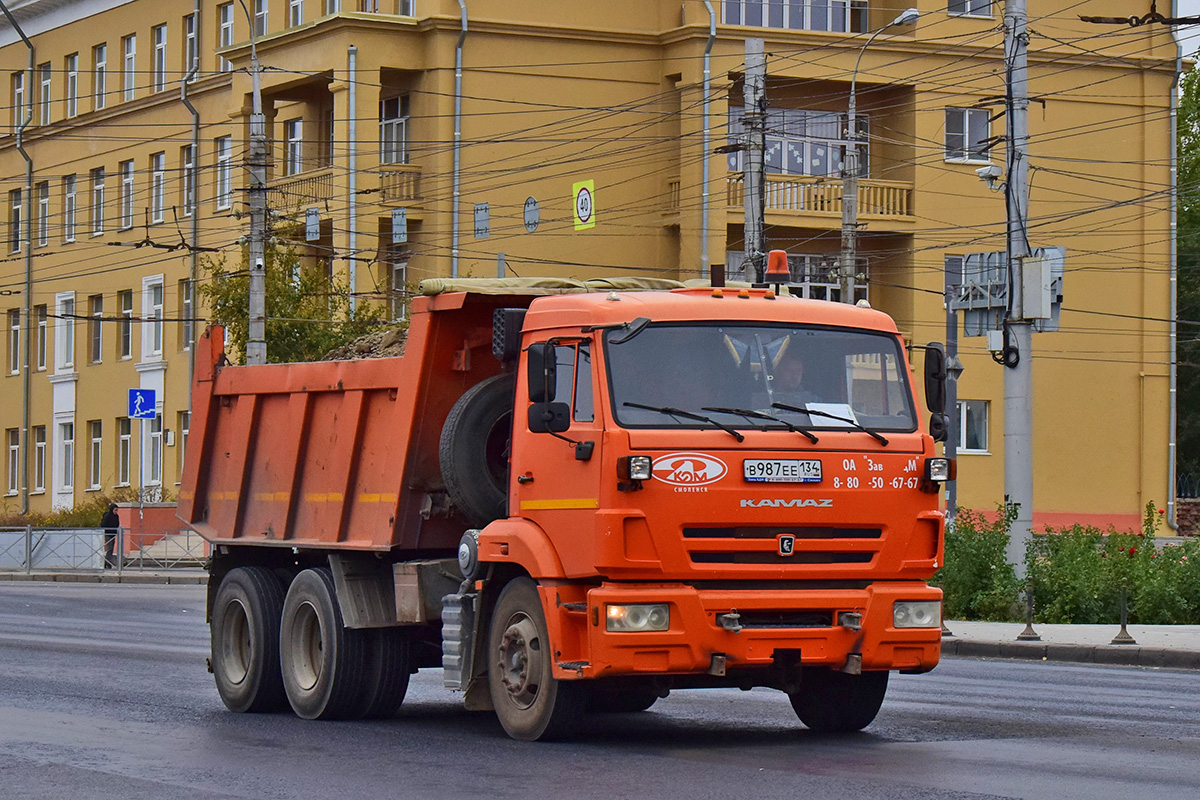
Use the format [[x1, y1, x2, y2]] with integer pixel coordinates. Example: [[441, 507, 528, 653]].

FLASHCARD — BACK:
[[652, 453, 728, 492]]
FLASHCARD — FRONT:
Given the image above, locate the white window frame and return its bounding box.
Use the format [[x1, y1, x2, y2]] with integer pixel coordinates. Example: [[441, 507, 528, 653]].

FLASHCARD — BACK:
[[152, 24, 167, 92], [56, 292, 75, 370], [89, 294, 103, 364], [122, 34, 136, 101], [218, 4, 235, 73], [65, 53, 78, 118], [38, 62, 51, 126], [63, 174, 77, 242], [36, 181, 48, 247], [147, 414, 163, 486], [150, 152, 166, 223], [181, 144, 195, 216], [215, 136, 233, 210], [12, 72, 24, 133], [33, 425, 45, 492], [7, 428, 20, 495], [119, 289, 132, 359], [945, 106, 991, 164], [35, 305, 46, 370], [389, 252, 407, 321], [398, 0, 415, 15], [88, 420, 102, 490], [948, 0, 993, 18], [178, 410, 190, 480], [180, 278, 194, 351], [380, 96, 409, 165], [93, 44, 107, 111], [118, 159, 134, 229], [254, 0, 268, 37], [91, 167, 106, 235], [117, 417, 131, 486], [9, 188, 21, 253], [290, 0, 305, 27], [143, 277, 165, 358], [59, 421, 75, 493], [184, 13, 198, 81], [284, 118, 304, 175], [957, 399, 990, 453], [7, 308, 18, 374], [721, 0, 867, 33], [325, 0, 342, 13]]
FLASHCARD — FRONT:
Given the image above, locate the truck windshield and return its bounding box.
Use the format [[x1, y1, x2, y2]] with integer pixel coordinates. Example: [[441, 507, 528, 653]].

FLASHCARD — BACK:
[[604, 323, 917, 433]]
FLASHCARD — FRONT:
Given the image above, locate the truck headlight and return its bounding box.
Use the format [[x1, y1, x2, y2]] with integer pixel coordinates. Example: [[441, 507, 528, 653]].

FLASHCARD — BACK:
[[618, 455, 653, 482], [893, 600, 941, 628], [606, 603, 670, 632]]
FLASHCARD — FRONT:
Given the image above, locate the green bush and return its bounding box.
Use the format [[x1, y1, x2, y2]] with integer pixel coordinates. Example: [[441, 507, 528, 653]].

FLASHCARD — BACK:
[[932, 505, 1020, 621]]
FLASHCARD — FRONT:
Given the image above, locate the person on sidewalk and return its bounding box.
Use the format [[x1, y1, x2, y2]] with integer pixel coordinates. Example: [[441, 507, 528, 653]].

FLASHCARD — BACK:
[[101, 504, 119, 569]]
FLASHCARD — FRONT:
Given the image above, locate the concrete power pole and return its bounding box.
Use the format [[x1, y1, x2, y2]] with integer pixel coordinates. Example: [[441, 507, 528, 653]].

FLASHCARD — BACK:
[[1003, 0, 1034, 569], [244, 13, 268, 365], [743, 38, 766, 283]]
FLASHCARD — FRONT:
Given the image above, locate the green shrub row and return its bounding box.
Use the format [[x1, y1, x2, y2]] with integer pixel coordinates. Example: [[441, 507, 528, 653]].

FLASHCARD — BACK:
[[932, 503, 1200, 624]]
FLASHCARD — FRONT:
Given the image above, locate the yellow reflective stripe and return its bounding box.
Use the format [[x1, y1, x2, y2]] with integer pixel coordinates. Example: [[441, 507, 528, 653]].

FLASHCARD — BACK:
[[305, 492, 345, 503], [253, 492, 291, 502], [358, 493, 398, 504], [519, 498, 600, 511]]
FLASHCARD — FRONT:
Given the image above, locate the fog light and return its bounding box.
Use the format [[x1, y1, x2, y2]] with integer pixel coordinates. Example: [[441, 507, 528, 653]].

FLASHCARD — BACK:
[[606, 603, 670, 632], [618, 455, 652, 481], [925, 458, 952, 482], [893, 600, 941, 628]]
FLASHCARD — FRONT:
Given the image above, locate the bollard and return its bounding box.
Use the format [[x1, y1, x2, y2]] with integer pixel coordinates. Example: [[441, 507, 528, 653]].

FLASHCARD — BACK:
[[1111, 578, 1137, 645], [1016, 584, 1041, 641]]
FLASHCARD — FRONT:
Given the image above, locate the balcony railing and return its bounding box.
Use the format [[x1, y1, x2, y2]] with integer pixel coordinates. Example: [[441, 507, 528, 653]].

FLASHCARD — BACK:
[[269, 166, 335, 207], [379, 164, 422, 205], [726, 174, 913, 220]]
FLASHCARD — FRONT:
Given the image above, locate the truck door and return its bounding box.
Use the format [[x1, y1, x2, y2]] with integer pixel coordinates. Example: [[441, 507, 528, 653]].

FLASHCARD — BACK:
[[511, 341, 603, 578]]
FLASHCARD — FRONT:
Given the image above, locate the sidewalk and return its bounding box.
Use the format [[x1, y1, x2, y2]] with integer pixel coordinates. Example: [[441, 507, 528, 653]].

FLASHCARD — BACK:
[[0, 569, 207, 585], [941, 619, 1200, 670]]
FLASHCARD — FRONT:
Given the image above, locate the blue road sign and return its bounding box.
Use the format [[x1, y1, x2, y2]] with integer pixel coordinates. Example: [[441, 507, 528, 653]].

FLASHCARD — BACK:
[[129, 388, 157, 419]]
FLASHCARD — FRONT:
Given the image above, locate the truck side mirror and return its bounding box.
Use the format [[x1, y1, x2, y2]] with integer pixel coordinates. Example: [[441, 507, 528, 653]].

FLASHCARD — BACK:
[[928, 412, 949, 443], [923, 342, 946, 414], [527, 343, 557, 403], [528, 402, 571, 434]]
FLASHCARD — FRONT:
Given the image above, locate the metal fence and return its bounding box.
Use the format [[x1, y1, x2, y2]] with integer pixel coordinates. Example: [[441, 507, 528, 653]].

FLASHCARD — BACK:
[[0, 527, 208, 573], [1179, 472, 1200, 500]]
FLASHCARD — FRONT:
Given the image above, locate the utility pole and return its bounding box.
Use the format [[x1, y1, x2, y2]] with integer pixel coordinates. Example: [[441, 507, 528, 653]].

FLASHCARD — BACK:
[[243, 2, 268, 365], [743, 38, 766, 283], [1003, 0, 1034, 569]]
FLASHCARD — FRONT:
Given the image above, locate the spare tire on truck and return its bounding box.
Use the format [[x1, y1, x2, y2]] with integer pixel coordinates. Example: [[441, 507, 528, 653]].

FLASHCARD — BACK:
[[439, 373, 516, 527]]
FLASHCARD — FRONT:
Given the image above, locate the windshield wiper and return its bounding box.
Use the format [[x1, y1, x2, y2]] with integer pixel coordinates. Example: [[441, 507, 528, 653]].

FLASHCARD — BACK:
[[772, 403, 889, 446], [623, 402, 745, 442], [702, 406, 819, 444]]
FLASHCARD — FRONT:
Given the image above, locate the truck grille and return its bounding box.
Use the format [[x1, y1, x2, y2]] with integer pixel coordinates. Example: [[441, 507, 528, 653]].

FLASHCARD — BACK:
[[682, 526, 882, 568], [735, 610, 833, 628]]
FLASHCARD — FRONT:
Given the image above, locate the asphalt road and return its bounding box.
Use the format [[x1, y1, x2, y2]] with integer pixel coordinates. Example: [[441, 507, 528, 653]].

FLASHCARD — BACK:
[[2, 583, 1199, 800]]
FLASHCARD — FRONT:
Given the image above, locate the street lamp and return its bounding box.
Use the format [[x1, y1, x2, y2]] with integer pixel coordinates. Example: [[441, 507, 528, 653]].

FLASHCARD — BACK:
[[840, 7, 920, 304]]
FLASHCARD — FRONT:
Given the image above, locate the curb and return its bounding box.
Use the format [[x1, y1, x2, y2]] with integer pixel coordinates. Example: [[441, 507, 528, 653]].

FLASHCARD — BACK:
[[942, 638, 1200, 670], [0, 571, 207, 585]]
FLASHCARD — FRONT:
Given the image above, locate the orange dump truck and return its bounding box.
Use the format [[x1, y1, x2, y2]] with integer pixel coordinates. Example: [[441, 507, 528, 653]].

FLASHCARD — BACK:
[[180, 276, 953, 741]]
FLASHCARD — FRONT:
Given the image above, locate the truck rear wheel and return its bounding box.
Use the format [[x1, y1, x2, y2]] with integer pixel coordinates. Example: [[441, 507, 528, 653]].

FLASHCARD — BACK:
[[362, 627, 411, 718], [439, 373, 516, 527], [488, 578, 586, 741], [788, 668, 889, 732], [210, 566, 288, 713], [280, 567, 371, 720]]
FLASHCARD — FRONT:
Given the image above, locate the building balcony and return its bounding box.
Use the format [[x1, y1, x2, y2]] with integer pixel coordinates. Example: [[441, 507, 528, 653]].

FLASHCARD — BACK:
[[378, 164, 422, 208], [268, 166, 335, 208], [725, 173, 915, 228]]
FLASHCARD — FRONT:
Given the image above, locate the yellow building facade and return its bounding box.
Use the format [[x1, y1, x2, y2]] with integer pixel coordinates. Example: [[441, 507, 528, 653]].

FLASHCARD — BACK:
[[0, 0, 1178, 531]]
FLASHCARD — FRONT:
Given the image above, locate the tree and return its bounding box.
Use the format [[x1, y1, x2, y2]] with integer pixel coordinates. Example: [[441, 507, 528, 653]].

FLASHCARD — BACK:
[[199, 237, 390, 364], [1177, 66, 1200, 477]]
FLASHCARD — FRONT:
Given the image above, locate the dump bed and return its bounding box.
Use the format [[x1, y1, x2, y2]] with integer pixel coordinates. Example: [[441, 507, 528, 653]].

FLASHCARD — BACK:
[[178, 290, 521, 552]]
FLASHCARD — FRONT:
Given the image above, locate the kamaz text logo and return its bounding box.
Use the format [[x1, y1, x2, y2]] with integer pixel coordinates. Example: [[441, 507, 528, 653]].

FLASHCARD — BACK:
[[740, 498, 834, 508], [652, 453, 728, 487]]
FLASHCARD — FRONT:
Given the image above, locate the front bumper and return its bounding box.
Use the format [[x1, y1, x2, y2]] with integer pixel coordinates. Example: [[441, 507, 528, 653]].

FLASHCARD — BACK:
[[548, 580, 942, 680]]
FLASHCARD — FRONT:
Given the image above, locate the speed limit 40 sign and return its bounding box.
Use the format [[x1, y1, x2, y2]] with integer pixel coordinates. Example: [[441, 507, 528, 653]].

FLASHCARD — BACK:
[[572, 180, 595, 230]]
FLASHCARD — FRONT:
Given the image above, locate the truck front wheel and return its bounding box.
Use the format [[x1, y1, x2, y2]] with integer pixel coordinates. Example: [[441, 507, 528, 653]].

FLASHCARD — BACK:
[[280, 568, 371, 720], [788, 668, 889, 732], [210, 566, 288, 713], [488, 578, 586, 741]]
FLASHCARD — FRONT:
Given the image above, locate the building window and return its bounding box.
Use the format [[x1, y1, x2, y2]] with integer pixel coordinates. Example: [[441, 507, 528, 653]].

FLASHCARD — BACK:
[[724, 249, 863, 303], [90, 167, 106, 235], [181, 144, 195, 216], [57, 295, 75, 369], [35, 305, 46, 370], [36, 181, 49, 247], [38, 62, 51, 126], [325, 0, 342, 13], [88, 420, 102, 489], [945, 107, 990, 163], [65, 53, 79, 118], [9, 188, 21, 253], [152, 24, 167, 92], [218, 4, 235, 73], [93, 43, 107, 111], [116, 417, 131, 486], [215, 136, 233, 209], [11, 71, 24, 133], [89, 294, 103, 364], [118, 289, 132, 359], [387, 250, 407, 320], [146, 280, 164, 357], [957, 399, 989, 452], [254, 0, 268, 37], [949, 0, 992, 17], [63, 174, 77, 242], [284, 118, 304, 175], [728, 106, 865, 178], [722, 0, 867, 33], [184, 13, 198, 81], [33, 425, 45, 492], [380, 95, 409, 165], [398, 0, 415, 15], [290, 0, 305, 27], [180, 278, 194, 351], [122, 34, 136, 101], [7, 428, 20, 495], [7, 308, 18, 374], [119, 160, 134, 229], [148, 415, 163, 485], [60, 422, 75, 492], [150, 152, 166, 223], [178, 410, 190, 478]]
